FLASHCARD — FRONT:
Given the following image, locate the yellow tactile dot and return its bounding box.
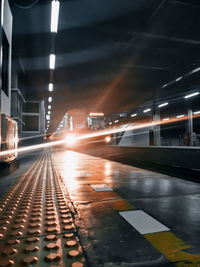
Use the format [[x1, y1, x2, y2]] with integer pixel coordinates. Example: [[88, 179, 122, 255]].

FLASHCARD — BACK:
[[60, 209, 69, 214], [29, 223, 41, 228], [71, 262, 84, 267], [24, 245, 39, 253], [45, 253, 61, 262], [0, 226, 7, 231], [63, 233, 74, 239], [62, 219, 72, 225], [12, 224, 24, 229], [15, 219, 26, 224], [46, 211, 56, 216], [46, 227, 58, 233], [63, 224, 74, 231], [67, 250, 80, 258], [65, 240, 77, 247], [61, 214, 71, 219], [45, 243, 59, 250], [7, 239, 20, 245], [23, 256, 38, 264], [45, 234, 58, 241], [27, 229, 41, 235], [0, 258, 14, 266], [26, 237, 39, 243], [2, 247, 18, 256], [46, 221, 57, 226], [10, 230, 23, 237], [30, 217, 41, 222]]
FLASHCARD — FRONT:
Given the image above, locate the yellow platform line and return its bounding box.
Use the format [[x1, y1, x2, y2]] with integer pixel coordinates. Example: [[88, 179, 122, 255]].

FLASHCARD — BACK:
[[115, 199, 200, 266], [145, 232, 200, 266]]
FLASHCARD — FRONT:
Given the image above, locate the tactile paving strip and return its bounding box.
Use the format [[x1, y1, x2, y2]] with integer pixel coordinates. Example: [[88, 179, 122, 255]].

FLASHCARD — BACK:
[[0, 153, 86, 266]]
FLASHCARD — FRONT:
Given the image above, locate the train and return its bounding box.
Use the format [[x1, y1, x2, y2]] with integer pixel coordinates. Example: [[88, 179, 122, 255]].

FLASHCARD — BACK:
[[50, 109, 111, 147], [0, 114, 18, 163]]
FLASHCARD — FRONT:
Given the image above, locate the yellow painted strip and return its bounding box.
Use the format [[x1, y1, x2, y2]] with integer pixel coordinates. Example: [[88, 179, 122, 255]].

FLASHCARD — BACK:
[[112, 199, 135, 211], [145, 232, 200, 266]]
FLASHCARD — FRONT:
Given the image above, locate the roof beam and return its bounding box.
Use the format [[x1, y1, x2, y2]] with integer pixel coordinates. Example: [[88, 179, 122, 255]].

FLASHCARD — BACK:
[[116, 64, 172, 72], [170, 0, 200, 9], [127, 31, 200, 46]]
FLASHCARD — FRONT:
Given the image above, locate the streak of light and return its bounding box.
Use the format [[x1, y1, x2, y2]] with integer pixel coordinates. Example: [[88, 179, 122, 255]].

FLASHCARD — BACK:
[[0, 139, 65, 157], [1, 113, 200, 158]]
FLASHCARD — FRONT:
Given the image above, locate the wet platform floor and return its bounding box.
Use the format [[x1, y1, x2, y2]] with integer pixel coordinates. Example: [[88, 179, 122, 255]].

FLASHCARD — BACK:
[[0, 148, 200, 266]]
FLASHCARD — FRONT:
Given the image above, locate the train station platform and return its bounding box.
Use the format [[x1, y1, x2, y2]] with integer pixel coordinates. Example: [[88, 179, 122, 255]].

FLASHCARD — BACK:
[[0, 148, 200, 266]]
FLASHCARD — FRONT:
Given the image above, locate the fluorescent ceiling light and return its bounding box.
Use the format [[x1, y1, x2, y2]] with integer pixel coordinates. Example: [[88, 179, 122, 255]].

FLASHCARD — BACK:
[[46, 115, 50, 120], [193, 111, 200, 115], [48, 97, 52, 102], [49, 54, 55, 69], [163, 118, 169, 121], [49, 83, 53, 92], [175, 76, 183, 82], [51, 0, 60, 33], [191, 67, 200, 74], [184, 92, 199, 99], [143, 108, 151, 113], [131, 113, 137, 117], [48, 105, 51, 110], [114, 120, 119, 123], [48, 111, 51, 115], [176, 115, 184, 118], [158, 102, 168, 108], [109, 122, 112, 125]]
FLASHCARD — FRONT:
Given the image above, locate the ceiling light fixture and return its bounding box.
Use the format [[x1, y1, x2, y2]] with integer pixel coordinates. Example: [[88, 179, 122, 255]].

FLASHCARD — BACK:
[[49, 54, 55, 69], [131, 113, 137, 117], [176, 115, 184, 118], [49, 83, 53, 92], [48, 105, 51, 110], [193, 111, 200, 115], [184, 92, 199, 99], [143, 108, 151, 113], [51, 0, 60, 33], [158, 102, 168, 108], [48, 97, 52, 102]]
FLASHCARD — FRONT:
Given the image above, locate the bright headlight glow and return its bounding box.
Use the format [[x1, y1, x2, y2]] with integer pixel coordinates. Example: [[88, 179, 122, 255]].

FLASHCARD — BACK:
[[65, 135, 76, 146], [105, 136, 111, 143]]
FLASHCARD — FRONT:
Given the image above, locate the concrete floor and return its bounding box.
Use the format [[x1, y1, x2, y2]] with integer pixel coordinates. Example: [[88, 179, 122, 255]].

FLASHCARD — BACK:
[[0, 147, 200, 266], [52, 148, 200, 267]]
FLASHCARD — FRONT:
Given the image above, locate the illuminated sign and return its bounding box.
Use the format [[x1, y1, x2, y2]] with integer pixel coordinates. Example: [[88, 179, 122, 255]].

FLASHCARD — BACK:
[[89, 112, 104, 117]]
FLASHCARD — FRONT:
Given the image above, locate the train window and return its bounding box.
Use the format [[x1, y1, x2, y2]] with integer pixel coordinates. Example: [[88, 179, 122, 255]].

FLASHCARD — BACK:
[[22, 115, 39, 132], [1, 30, 10, 96]]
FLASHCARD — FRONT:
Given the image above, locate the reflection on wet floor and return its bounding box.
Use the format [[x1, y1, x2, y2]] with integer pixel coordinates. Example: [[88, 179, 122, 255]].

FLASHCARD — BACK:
[[53, 149, 200, 266]]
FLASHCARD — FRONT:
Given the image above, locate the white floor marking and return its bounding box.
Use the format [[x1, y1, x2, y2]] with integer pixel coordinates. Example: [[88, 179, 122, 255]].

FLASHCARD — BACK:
[[119, 210, 170, 234], [90, 184, 113, 192]]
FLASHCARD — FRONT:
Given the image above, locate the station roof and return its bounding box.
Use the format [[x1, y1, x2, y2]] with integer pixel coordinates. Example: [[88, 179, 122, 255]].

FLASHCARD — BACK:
[[10, 0, 200, 132]]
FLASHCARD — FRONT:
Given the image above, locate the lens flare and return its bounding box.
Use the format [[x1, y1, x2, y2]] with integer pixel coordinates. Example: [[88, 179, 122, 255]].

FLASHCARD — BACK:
[[65, 135, 76, 146], [105, 136, 111, 143]]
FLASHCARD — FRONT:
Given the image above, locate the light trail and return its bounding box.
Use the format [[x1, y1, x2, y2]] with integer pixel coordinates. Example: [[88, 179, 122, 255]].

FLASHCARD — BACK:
[[1, 113, 200, 158], [0, 139, 66, 157]]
